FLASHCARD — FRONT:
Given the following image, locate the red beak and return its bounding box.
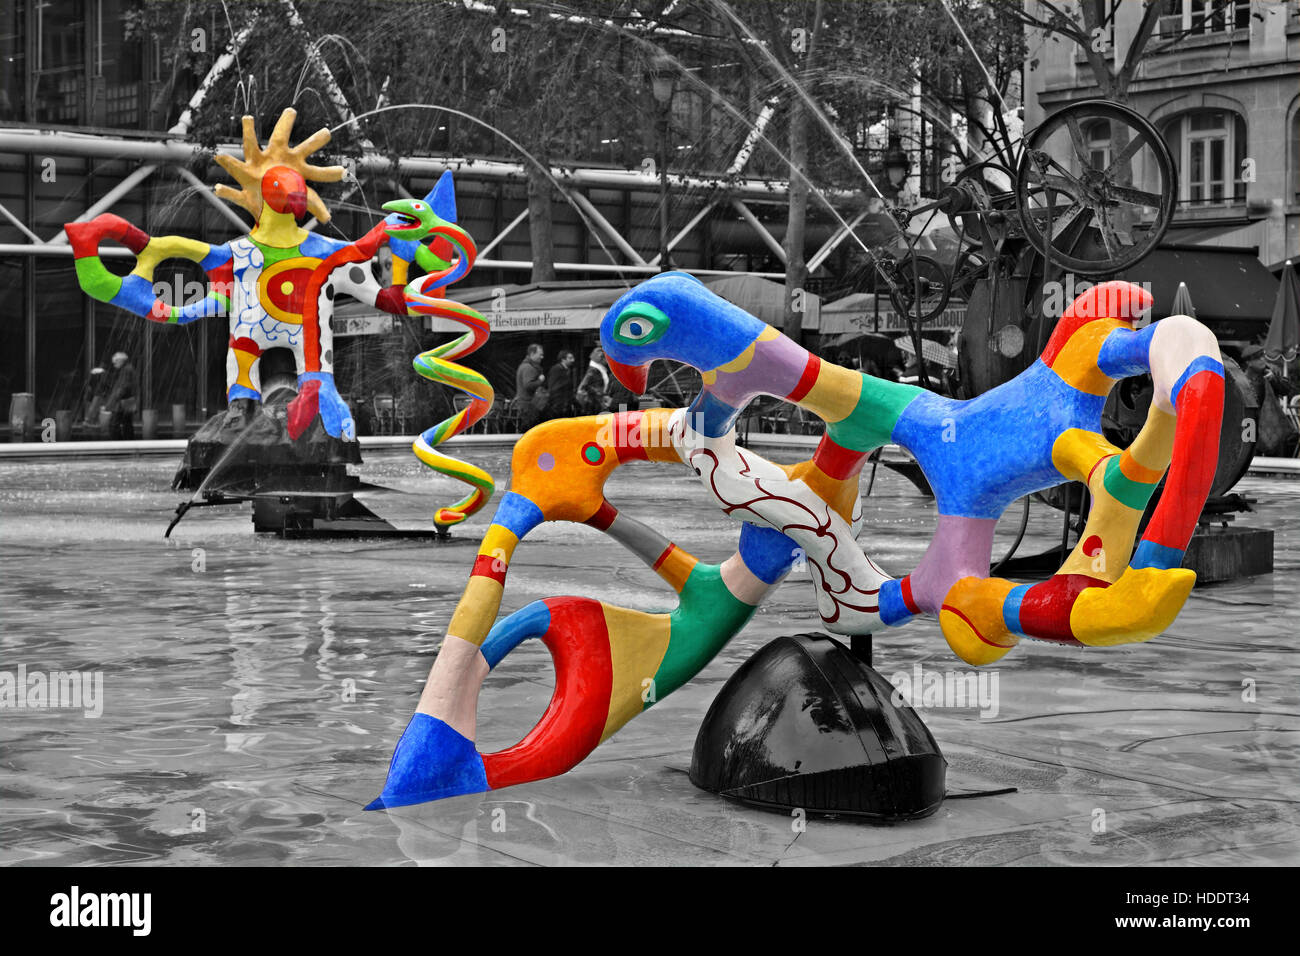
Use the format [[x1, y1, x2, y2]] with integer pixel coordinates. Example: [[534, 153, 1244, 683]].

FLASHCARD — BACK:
[[607, 358, 649, 395], [287, 191, 308, 219]]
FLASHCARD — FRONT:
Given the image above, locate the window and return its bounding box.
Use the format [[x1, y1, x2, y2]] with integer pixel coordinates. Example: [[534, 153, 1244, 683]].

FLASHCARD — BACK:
[[1162, 110, 1248, 206], [1292, 110, 1300, 203], [99, 0, 145, 129], [1159, 0, 1252, 37], [32, 0, 88, 124], [1084, 120, 1112, 170]]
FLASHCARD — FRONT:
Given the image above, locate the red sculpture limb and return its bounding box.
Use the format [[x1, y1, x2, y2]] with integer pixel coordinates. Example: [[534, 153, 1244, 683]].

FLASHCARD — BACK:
[[287, 379, 322, 440]]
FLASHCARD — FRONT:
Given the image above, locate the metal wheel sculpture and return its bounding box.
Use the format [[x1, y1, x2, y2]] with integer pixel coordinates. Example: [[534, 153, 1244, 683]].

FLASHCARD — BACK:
[[888, 253, 951, 323], [1014, 100, 1177, 276]]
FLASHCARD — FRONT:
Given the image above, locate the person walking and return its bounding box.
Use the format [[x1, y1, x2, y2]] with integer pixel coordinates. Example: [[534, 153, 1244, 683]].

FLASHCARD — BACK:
[[81, 366, 107, 426], [576, 347, 612, 414], [514, 342, 547, 431], [545, 349, 577, 420], [104, 351, 138, 440]]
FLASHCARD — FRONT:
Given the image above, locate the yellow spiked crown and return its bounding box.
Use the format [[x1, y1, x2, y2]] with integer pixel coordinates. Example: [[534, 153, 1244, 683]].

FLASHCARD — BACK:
[[213, 108, 345, 223]]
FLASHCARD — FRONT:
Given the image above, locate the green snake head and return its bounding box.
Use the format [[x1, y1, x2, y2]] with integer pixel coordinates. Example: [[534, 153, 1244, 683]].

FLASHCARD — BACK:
[[381, 198, 442, 241]]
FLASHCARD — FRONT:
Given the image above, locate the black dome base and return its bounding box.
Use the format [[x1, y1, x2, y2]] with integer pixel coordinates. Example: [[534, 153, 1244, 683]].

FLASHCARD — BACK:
[[690, 633, 946, 821]]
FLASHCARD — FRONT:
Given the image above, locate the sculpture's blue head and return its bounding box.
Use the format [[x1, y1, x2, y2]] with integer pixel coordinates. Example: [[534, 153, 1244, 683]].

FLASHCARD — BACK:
[[599, 272, 770, 393]]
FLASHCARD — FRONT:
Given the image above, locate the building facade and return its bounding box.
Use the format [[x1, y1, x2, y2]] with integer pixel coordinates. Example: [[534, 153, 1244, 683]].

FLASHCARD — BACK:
[[1, 0, 872, 433], [1024, 0, 1300, 268]]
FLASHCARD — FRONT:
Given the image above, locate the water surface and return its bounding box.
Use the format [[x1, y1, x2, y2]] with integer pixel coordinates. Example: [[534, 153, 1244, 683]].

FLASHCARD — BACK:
[[2, 448, 1296, 865]]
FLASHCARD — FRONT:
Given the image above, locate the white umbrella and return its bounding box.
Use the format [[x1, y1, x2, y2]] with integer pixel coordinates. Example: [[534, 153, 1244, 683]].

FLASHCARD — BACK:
[[1171, 281, 1196, 319], [893, 335, 957, 369]]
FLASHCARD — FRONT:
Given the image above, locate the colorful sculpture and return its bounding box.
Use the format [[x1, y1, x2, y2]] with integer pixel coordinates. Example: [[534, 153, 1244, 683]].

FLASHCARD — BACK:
[[370, 273, 1225, 809], [601, 274, 1224, 660], [65, 109, 494, 528]]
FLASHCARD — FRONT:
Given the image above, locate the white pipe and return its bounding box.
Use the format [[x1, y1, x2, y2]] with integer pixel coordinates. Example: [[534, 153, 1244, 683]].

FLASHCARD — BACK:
[[648, 200, 716, 266], [0, 243, 133, 257], [731, 199, 787, 264], [566, 189, 647, 265], [477, 208, 529, 257], [807, 209, 868, 273], [0, 200, 42, 243], [0, 128, 841, 202], [727, 98, 778, 175], [474, 257, 780, 278], [281, 0, 376, 153], [173, 166, 253, 232], [0, 242, 781, 278], [47, 163, 158, 244]]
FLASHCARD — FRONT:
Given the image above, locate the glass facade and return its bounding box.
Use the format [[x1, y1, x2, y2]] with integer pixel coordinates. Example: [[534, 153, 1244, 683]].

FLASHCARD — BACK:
[[0, 1, 25, 122], [0, 0, 208, 435]]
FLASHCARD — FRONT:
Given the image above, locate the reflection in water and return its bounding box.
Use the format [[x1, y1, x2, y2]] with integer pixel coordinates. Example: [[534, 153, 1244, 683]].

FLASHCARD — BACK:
[[0, 451, 1297, 865]]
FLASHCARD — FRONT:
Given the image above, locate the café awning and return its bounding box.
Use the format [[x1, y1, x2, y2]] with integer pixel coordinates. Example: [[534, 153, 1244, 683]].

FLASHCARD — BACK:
[[819, 292, 966, 337], [332, 280, 632, 335], [428, 280, 629, 334], [1117, 244, 1278, 338], [704, 274, 822, 331]]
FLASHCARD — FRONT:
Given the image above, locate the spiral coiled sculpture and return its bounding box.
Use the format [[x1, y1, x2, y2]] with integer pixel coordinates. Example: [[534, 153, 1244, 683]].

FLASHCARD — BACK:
[[386, 175, 495, 529]]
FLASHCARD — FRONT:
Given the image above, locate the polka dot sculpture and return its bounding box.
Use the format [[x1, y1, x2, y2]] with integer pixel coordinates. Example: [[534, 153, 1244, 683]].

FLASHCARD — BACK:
[[369, 271, 1225, 810]]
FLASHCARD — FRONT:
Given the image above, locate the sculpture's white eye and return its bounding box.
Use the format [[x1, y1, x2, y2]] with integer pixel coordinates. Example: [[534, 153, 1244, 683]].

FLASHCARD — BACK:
[[618, 316, 651, 340], [413, 202, 424, 210], [611, 303, 669, 346]]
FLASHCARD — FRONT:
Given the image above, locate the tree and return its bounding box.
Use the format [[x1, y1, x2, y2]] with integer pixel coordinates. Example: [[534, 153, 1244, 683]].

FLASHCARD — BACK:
[[1012, 0, 1261, 104], [702, 0, 836, 343]]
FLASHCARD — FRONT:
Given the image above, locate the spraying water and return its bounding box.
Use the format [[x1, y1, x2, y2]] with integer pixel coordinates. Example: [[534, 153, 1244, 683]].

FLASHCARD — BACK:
[[331, 104, 638, 281]]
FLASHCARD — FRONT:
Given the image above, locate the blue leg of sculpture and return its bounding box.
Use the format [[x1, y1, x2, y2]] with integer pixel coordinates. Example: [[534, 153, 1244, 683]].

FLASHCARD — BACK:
[[365, 712, 488, 810]]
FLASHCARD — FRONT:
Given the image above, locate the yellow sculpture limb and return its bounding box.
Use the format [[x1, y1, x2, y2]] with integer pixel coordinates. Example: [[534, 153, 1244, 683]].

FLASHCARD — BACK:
[[641, 408, 685, 462], [478, 524, 520, 564], [131, 235, 211, 280], [599, 604, 673, 743], [939, 576, 1021, 667], [1069, 566, 1196, 646], [1056, 400, 1179, 581], [511, 416, 622, 522], [1051, 429, 1133, 582], [232, 346, 260, 391], [799, 361, 862, 425], [1125, 401, 1177, 473], [1051, 428, 1120, 483], [654, 544, 698, 594], [1058, 474, 1140, 582], [1118, 452, 1166, 484], [447, 576, 505, 646], [1048, 320, 1125, 395]]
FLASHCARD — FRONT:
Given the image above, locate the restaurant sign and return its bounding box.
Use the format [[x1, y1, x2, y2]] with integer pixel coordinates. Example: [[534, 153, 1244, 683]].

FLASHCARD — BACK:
[[427, 307, 607, 334]]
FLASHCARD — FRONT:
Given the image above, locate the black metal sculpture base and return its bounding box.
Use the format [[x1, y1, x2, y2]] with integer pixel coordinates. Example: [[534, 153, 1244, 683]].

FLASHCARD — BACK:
[[171, 391, 361, 495], [164, 388, 448, 540], [690, 633, 947, 821]]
